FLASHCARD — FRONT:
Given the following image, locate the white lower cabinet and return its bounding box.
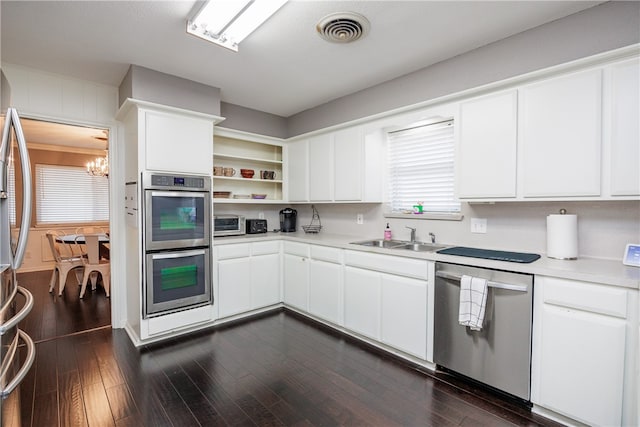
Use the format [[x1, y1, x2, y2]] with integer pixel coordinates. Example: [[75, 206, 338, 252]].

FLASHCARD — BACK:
[[344, 266, 382, 340], [217, 257, 251, 318], [343, 251, 431, 360], [309, 258, 343, 325], [532, 276, 631, 426], [216, 241, 280, 319], [283, 243, 310, 311], [381, 274, 427, 359], [251, 253, 280, 308]]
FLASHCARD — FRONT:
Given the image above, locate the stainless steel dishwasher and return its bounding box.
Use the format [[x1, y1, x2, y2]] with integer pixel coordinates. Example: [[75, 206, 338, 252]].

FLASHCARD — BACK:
[[434, 262, 534, 401]]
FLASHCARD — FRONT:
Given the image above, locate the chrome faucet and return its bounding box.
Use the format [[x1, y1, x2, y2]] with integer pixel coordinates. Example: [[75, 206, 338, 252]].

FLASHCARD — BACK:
[[406, 226, 416, 242], [429, 232, 436, 244]]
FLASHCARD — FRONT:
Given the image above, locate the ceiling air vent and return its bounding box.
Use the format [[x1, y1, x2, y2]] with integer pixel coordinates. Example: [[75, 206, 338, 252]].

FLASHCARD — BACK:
[[316, 12, 370, 44]]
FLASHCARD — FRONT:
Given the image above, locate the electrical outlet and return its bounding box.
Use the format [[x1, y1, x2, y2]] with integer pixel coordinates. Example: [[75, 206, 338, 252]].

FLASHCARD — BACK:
[[470, 218, 487, 233], [258, 212, 265, 219], [356, 213, 364, 225]]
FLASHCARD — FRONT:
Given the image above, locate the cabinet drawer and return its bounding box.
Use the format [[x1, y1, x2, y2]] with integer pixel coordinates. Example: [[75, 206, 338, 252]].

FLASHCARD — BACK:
[[283, 241, 309, 257], [252, 240, 280, 256], [310, 245, 342, 264], [216, 243, 250, 260], [344, 250, 428, 280], [540, 276, 628, 319]]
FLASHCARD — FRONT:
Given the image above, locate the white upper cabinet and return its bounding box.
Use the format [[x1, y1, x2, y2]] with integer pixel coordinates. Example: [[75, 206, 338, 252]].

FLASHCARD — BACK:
[[145, 110, 213, 174], [519, 69, 602, 197], [308, 134, 333, 201], [333, 127, 363, 201], [457, 90, 518, 199], [287, 139, 309, 202], [286, 125, 382, 203], [455, 55, 639, 202], [606, 58, 640, 196]]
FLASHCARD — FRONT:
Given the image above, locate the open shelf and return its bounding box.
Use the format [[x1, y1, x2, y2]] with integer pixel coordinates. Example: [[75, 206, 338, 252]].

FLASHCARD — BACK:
[[213, 133, 284, 202]]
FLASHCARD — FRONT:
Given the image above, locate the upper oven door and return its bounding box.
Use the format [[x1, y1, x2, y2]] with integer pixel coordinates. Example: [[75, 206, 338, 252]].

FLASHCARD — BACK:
[[145, 190, 210, 250]]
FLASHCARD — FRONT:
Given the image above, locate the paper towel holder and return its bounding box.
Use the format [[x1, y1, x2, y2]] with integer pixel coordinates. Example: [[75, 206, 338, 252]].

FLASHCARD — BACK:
[[546, 209, 578, 260]]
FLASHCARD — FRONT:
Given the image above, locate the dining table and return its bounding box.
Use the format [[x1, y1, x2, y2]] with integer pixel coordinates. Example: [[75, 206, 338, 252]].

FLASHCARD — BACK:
[[56, 233, 110, 260]]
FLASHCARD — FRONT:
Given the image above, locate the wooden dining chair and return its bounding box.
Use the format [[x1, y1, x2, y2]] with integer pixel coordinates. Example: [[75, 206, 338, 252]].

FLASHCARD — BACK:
[[76, 234, 111, 298], [46, 231, 85, 296]]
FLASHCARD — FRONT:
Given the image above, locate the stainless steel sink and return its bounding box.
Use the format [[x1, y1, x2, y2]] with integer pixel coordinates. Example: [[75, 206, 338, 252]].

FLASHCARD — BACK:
[[393, 242, 449, 252], [350, 239, 448, 252], [350, 239, 407, 249]]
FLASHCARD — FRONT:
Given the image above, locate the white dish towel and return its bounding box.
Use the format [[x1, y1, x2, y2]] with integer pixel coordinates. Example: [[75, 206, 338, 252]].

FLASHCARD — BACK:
[[458, 275, 488, 331]]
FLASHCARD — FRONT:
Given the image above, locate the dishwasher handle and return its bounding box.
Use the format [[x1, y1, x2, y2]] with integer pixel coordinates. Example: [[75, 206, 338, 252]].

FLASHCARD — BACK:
[[435, 270, 529, 293]]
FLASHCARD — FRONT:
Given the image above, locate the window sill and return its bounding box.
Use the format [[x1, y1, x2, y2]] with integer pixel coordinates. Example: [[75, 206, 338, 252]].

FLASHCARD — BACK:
[[384, 212, 464, 221]]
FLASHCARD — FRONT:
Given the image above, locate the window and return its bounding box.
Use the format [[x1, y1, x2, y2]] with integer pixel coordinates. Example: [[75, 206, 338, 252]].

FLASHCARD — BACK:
[[387, 119, 460, 213], [36, 164, 109, 224]]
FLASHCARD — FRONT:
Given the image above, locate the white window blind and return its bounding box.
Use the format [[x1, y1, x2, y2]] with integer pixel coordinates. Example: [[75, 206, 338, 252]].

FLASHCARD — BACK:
[[387, 119, 460, 213], [36, 164, 109, 224]]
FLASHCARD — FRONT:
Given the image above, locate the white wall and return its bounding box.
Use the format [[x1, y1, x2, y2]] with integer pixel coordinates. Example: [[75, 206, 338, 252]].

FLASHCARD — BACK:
[[214, 200, 640, 261]]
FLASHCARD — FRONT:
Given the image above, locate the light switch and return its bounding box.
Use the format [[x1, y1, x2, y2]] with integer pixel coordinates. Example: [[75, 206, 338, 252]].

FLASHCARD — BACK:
[[470, 218, 487, 233]]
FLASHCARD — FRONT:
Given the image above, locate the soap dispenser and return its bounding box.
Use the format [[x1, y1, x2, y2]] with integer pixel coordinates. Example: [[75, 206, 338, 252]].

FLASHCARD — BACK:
[[384, 223, 392, 241]]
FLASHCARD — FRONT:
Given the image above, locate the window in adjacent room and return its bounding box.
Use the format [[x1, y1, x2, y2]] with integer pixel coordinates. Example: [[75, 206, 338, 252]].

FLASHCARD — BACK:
[[35, 164, 109, 224], [387, 118, 460, 214]]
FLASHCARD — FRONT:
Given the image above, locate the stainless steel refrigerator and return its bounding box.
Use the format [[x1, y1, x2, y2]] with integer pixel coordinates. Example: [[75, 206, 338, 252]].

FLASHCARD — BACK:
[[0, 71, 36, 426]]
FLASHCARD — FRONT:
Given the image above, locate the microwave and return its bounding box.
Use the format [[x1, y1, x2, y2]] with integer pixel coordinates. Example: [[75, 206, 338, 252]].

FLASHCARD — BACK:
[[213, 214, 245, 237]]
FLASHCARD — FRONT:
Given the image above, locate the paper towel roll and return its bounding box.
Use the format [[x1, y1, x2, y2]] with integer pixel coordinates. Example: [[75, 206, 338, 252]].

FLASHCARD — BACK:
[[546, 214, 578, 259]]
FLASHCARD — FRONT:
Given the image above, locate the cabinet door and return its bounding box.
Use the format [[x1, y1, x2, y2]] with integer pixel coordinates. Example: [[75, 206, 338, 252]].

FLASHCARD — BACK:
[[283, 254, 309, 310], [145, 111, 213, 174], [334, 127, 363, 201], [344, 267, 381, 340], [308, 134, 333, 201], [309, 260, 342, 325], [217, 258, 251, 318], [287, 140, 308, 202], [536, 304, 626, 426], [381, 274, 427, 359], [519, 69, 602, 197], [251, 253, 280, 309], [458, 90, 517, 198], [609, 59, 640, 196]]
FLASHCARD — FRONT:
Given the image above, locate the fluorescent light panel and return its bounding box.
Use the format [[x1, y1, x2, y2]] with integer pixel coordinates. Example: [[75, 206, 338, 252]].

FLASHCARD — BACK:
[[187, 0, 288, 52]]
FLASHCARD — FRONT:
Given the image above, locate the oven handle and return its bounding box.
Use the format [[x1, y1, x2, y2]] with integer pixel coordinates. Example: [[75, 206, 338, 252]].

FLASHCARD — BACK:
[[147, 190, 207, 198], [148, 248, 207, 260], [435, 271, 528, 292]]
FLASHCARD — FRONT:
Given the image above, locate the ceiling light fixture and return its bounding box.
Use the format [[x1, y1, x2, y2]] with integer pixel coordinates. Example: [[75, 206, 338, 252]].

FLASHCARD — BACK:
[[187, 0, 288, 52], [87, 151, 109, 178]]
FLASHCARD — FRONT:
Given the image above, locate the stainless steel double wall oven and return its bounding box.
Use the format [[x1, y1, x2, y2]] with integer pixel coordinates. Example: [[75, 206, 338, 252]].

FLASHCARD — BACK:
[[142, 172, 212, 318]]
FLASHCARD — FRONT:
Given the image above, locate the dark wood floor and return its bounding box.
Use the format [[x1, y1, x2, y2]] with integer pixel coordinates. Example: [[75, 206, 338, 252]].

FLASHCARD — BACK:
[[17, 270, 111, 343], [14, 306, 562, 427]]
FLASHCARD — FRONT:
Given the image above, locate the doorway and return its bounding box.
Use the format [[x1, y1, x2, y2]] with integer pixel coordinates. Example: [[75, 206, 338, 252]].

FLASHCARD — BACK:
[[15, 118, 112, 342]]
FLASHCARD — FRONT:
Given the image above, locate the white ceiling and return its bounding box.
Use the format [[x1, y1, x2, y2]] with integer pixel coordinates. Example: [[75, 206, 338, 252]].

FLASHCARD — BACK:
[[1, 0, 604, 120]]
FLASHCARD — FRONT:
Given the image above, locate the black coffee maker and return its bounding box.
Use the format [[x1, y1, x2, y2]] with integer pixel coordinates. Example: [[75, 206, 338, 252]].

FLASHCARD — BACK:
[[279, 208, 297, 232]]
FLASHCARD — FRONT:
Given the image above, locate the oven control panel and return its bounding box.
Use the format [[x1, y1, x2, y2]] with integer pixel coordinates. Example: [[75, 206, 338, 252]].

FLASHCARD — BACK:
[[144, 172, 210, 191]]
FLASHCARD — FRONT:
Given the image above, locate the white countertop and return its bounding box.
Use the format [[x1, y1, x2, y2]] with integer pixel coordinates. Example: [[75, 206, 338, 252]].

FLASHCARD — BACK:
[[214, 231, 640, 290]]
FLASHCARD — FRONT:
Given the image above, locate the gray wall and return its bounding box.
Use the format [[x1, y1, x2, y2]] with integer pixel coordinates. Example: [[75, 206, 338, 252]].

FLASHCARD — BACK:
[[287, 1, 640, 137], [119, 65, 222, 116], [220, 102, 288, 139]]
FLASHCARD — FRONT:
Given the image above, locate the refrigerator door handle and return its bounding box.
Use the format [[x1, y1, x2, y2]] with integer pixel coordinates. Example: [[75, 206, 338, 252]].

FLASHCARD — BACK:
[[0, 329, 35, 398], [0, 286, 33, 335], [8, 108, 32, 270]]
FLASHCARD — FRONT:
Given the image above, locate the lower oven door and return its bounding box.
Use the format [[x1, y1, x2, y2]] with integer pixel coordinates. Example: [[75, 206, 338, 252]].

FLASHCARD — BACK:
[[145, 248, 212, 318]]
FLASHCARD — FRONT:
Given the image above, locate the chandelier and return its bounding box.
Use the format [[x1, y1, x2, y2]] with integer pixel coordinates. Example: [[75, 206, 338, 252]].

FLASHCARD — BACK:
[[87, 151, 109, 177]]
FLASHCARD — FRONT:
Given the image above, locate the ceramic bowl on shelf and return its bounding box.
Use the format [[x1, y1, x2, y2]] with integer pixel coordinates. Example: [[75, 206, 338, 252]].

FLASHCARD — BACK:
[[233, 194, 251, 199], [213, 191, 232, 198], [251, 194, 267, 199], [240, 168, 254, 178]]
